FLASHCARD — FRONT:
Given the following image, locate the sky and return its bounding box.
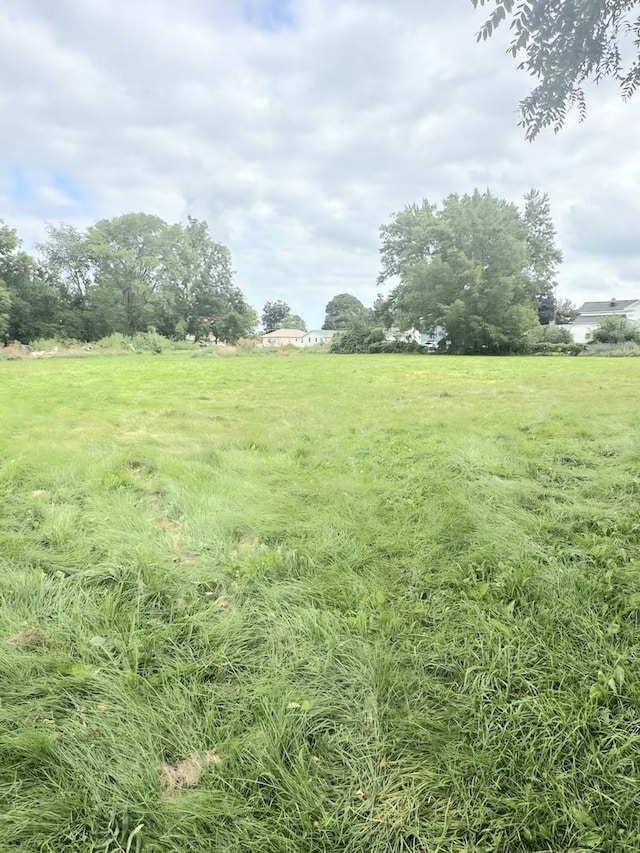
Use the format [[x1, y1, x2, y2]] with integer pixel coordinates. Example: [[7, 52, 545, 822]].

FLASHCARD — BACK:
[[1, 0, 639, 328]]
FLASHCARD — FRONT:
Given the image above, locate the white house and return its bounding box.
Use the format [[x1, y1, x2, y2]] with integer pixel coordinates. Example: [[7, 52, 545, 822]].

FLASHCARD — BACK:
[[567, 298, 640, 343], [261, 328, 305, 347], [300, 330, 337, 346]]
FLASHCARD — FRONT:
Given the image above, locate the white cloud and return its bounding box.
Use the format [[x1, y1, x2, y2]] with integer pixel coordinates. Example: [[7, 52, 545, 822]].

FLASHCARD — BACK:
[[1, 0, 640, 326]]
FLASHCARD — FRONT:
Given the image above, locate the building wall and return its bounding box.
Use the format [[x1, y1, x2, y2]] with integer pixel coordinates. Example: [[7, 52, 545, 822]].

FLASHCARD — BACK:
[[262, 336, 303, 347], [567, 324, 594, 344], [301, 334, 332, 346]]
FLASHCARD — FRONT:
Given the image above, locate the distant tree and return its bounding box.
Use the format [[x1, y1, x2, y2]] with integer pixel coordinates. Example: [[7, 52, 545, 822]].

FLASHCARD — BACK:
[[85, 213, 172, 337], [554, 298, 578, 325], [472, 0, 640, 139], [282, 313, 307, 331], [379, 190, 540, 353], [169, 217, 256, 343], [323, 293, 367, 329], [589, 315, 640, 344], [37, 224, 94, 339], [261, 300, 290, 332], [523, 189, 563, 324]]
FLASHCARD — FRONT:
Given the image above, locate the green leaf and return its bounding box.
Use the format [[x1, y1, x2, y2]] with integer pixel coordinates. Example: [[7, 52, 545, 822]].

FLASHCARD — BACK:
[[579, 830, 603, 848]]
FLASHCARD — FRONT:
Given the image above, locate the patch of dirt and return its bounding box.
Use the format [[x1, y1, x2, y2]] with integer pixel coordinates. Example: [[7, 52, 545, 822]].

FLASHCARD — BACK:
[[157, 515, 182, 533], [214, 594, 233, 613], [10, 628, 50, 649], [160, 750, 223, 796], [31, 489, 47, 498]]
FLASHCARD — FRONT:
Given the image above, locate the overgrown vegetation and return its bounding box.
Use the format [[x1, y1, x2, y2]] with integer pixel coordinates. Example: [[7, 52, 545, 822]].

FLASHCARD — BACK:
[[2, 354, 640, 852]]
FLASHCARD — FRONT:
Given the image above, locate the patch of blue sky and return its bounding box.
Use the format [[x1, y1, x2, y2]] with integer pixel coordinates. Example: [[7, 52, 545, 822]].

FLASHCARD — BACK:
[[7, 166, 33, 203], [242, 0, 295, 31]]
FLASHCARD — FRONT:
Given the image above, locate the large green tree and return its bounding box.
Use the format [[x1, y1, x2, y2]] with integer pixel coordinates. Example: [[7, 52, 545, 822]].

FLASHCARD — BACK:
[[473, 0, 640, 139], [322, 293, 367, 329], [261, 300, 290, 332], [165, 216, 256, 343], [379, 190, 542, 353], [37, 224, 94, 339], [523, 189, 563, 324], [85, 213, 172, 337]]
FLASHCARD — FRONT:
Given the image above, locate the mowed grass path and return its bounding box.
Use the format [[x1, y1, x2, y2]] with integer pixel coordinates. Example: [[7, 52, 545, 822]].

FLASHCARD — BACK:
[[1, 353, 640, 852]]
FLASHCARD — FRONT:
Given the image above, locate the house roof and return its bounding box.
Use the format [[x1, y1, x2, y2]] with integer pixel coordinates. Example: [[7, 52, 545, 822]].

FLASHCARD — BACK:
[[261, 328, 305, 338], [577, 299, 638, 313], [571, 314, 618, 325], [305, 329, 336, 337]]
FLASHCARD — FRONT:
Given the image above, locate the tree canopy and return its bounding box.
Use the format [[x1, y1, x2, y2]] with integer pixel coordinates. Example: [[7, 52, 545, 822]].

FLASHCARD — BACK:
[[261, 300, 292, 332], [282, 313, 307, 331], [473, 0, 640, 139], [378, 189, 562, 353], [3, 214, 256, 344], [323, 293, 368, 329]]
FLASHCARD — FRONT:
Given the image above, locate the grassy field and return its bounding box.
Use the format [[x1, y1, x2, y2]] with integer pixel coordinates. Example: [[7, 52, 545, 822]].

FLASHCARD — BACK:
[[1, 352, 640, 852]]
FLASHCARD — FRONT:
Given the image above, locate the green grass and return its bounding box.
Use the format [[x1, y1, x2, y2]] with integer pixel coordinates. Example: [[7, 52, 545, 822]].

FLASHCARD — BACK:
[[1, 352, 640, 852]]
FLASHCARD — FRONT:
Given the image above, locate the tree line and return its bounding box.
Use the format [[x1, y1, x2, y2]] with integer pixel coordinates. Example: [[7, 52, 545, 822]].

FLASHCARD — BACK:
[[1, 187, 573, 353], [0, 213, 257, 345]]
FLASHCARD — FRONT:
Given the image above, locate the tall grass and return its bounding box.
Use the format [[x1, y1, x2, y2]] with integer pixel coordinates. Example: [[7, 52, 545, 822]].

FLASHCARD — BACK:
[[1, 355, 639, 851]]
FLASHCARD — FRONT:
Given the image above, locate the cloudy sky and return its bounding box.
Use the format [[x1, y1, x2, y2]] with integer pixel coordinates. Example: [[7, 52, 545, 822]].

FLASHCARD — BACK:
[[2, 0, 639, 327]]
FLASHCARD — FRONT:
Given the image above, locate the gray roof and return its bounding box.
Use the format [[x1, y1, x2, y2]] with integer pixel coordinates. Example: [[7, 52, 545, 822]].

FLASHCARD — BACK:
[[305, 329, 336, 337], [572, 314, 619, 325], [577, 299, 638, 313]]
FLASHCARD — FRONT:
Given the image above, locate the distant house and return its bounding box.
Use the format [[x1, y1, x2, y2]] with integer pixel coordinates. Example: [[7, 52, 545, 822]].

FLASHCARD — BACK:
[[301, 330, 337, 346], [261, 328, 305, 347], [566, 298, 640, 343], [384, 326, 445, 348]]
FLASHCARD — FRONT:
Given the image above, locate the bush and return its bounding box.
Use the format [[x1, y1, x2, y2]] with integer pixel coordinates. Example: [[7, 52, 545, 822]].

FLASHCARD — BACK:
[[330, 327, 384, 353], [589, 316, 640, 344], [29, 337, 80, 352], [537, 324, 574, 344], [236, 337, 260, 354], [131, 329, 166, 353], [528, 341, 585, 356], [368, 340, 425, 354], [94, 330, 171, 353], [94, 333, 132, 351]]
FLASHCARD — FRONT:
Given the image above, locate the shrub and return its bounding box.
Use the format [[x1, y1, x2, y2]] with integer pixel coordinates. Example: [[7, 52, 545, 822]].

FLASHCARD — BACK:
[[368, 340, 425, 354], [94, 333, 132, 351], [236, 337, 260, 354], [528, 341, 585, 356], [29, 337, 78, 352], [131, 329, 166, 353], [94, 330, 171, 353], [538, 324, 573, 344], [330, 326, 384, 353], [589, 316, 640, 344]]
